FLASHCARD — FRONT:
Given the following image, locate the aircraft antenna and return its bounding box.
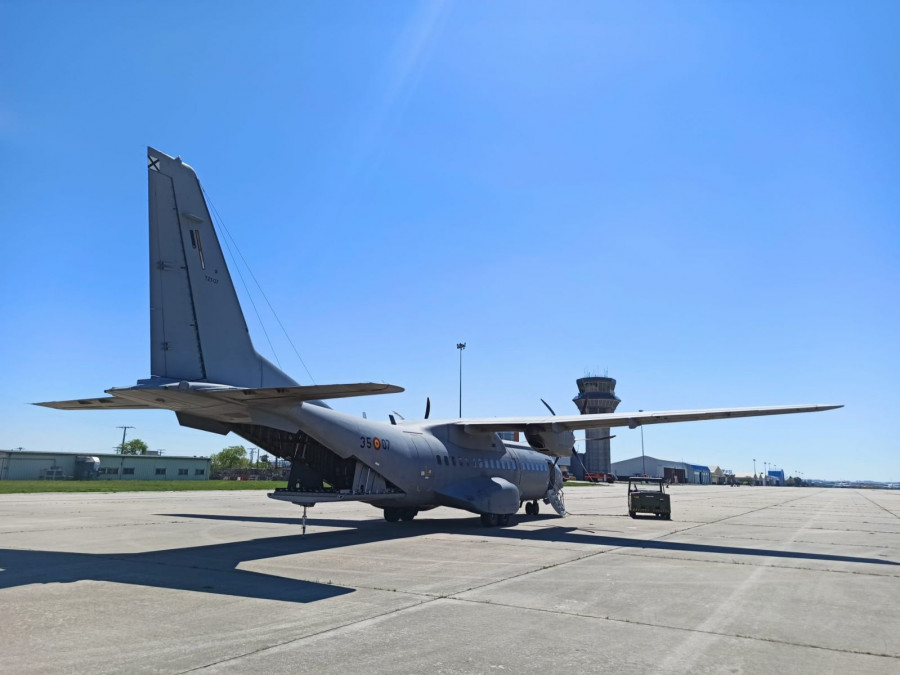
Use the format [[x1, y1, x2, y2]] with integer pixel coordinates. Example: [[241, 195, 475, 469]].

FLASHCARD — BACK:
[[202, 184, 317, 384]]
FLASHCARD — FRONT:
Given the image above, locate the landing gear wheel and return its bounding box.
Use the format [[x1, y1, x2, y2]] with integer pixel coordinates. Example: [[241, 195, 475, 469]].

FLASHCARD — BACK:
[[498, 514, 511, 527], [525, 500, 540, 516], [480, 513, 498, 527], [384, 507, 401, 523], [400, 508, 418, 522]]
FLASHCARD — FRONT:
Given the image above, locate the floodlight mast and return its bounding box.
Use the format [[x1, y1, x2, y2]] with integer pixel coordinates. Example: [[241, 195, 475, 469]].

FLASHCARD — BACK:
[[457, 343, 466, 417]]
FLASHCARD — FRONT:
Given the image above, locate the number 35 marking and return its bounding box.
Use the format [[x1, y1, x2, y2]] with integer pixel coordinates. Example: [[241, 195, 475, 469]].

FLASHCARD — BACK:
[[360, 436, 389, 450]]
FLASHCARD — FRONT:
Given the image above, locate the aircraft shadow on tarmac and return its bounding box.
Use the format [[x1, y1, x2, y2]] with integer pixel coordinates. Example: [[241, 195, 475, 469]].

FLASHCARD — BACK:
[[164, 512, 900, 567], [2, 514, 894, 606], [0, 536, 355, 604]]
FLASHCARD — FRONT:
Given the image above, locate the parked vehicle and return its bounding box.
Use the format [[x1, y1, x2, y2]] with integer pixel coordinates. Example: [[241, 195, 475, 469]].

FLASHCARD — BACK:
[[627, 477, 671, 519], [584, 472, 616, 483]]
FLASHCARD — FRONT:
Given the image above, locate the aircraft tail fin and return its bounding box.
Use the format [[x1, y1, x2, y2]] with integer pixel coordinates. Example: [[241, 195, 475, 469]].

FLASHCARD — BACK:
[[147, 147, 295, 388]]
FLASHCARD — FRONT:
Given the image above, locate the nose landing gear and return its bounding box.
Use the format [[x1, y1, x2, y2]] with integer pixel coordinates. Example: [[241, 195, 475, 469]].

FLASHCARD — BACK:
[[384, 507, 418, 522], [480, 513, 513, 527]]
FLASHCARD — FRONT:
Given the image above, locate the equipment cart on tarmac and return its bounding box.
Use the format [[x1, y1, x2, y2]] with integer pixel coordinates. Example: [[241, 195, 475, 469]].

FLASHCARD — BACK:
[[627, 477, 671, 519]]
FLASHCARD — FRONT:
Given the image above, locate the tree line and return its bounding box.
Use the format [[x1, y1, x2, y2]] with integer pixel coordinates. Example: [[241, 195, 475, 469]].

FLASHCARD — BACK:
[[118, 440, 259, 472]]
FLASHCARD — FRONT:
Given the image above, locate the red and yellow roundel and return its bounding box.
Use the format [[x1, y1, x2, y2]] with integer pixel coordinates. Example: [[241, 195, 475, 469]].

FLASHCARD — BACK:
[[373, 437, 382, 450]]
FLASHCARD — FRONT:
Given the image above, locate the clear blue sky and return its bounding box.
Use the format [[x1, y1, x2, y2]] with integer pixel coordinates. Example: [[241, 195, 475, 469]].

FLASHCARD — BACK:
[[1, 1, 897, 480]]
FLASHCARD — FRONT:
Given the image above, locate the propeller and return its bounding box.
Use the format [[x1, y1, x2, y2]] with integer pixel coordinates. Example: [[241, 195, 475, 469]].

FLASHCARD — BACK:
[[540, 397, 616, 482], [425, 397, 431, 420]]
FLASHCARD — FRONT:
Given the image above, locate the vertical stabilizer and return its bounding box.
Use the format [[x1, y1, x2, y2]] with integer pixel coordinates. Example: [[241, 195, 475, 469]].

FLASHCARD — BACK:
[[147, 148, 296, 388]]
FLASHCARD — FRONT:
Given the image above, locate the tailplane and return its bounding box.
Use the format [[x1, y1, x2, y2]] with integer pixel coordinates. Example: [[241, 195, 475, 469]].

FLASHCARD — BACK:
[[147, 147, 295, 388]]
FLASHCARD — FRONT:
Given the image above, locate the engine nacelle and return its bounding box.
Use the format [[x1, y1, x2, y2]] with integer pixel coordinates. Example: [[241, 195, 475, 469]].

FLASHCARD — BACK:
[[523, 427, 575, 458]]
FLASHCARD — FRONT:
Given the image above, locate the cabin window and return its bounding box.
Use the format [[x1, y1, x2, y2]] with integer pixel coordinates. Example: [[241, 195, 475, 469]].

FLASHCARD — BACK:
[[451, 457, 457, 466]]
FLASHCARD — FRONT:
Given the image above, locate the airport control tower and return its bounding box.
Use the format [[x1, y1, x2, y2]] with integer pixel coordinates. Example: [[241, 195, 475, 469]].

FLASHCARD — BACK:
[[573, 376, 621, 476]]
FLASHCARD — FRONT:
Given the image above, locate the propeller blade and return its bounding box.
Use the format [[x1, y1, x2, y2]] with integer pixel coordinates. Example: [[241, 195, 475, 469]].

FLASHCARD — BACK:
[[392, 410, 405, 421], [540, 398, 556, 416], [425, 397, 431, 420]]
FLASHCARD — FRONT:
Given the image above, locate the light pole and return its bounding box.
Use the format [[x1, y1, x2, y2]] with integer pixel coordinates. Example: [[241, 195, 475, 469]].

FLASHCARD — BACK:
[[638, 410, 646, 476], [456, 343, 466, 418], [753, 458, 757, 486]]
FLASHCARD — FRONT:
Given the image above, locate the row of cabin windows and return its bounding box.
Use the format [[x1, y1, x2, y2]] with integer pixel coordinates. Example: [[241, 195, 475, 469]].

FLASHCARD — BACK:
[[435, 456, 547, 472], [98, 467, 206, 476]]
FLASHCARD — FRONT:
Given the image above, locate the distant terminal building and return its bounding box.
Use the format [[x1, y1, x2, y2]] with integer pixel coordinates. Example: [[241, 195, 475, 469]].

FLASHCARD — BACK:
[[612, 455, 711, 485], [0, 450, 210, 481], [572, 376, 621, 477]]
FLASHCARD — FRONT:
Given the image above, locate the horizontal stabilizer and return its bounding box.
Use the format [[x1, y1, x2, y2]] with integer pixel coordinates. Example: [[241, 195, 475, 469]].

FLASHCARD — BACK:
[[37, 382, 403, 413], [458, 404, 843, 434], [182, 382, 405, 403], [34, 397, 154, 410]]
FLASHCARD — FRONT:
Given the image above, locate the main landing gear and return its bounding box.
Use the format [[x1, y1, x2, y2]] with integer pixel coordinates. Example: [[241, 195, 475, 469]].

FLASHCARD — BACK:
[[480, 513, 513, 527], [524, 500, 540, 516], [383, 507, 418, 523]]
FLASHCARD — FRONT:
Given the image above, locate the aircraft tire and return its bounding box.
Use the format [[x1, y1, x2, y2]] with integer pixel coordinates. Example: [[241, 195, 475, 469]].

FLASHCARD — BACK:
[[532, 500, 539, 515], [524, 502, 534, 516], [400, 508, 418, 521], [480, 513, 498, 527], [498, 514, 511, 527], [384, 507, 401, 523]]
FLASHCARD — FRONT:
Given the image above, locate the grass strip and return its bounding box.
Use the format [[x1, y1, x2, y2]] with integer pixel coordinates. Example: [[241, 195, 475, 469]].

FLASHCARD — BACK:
[[0, 480, 286, 494]]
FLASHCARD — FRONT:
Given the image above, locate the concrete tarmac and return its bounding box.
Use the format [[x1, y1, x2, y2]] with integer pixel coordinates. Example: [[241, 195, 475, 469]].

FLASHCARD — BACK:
[[1, 485, 898, 674]]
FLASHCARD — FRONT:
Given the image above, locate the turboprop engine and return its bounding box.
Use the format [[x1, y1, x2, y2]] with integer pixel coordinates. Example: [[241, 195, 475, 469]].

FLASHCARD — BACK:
[[523, 426, 575, 458]]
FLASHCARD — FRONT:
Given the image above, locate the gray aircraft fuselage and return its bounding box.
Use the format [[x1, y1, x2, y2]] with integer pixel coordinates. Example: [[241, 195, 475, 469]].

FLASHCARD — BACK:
[[282, 403, 557, 510]]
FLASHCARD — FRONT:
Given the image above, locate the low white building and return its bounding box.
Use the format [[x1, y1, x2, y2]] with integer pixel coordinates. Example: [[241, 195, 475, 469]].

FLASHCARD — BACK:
[[0, 450, 210, 481]]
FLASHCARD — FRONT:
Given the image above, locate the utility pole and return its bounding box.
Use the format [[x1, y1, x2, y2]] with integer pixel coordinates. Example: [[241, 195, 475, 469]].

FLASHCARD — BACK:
[[638, 410, 646, 476], [117, 426, 135, 454], [456, 343, 466, 418], [753, 458, 757, 486]]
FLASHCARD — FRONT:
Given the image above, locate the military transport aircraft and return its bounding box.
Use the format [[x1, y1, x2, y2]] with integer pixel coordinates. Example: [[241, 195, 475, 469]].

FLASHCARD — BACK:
[[37, 148, 841, 526]]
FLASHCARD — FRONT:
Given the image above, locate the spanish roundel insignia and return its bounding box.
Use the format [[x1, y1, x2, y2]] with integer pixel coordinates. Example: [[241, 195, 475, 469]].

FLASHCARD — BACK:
[[373, 437, 381, 450]]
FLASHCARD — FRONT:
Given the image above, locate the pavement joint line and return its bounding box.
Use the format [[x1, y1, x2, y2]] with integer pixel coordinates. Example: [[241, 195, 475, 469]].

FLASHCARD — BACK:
[[175, 595, 438, 674], [657, 534, 900, 555], [856, 491, 900, 520], [603, 550, 900, 577], [441, 595, 900, 661]]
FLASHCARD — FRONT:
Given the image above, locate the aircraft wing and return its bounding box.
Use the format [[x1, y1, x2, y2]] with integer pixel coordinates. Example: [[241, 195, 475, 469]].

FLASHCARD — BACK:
[[456, 404, 842, 434]]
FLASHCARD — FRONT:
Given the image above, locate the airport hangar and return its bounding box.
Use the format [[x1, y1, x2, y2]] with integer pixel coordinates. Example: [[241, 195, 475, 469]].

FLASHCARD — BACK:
[[611, 455, 712, 484], [0, 450, 210, 481]]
